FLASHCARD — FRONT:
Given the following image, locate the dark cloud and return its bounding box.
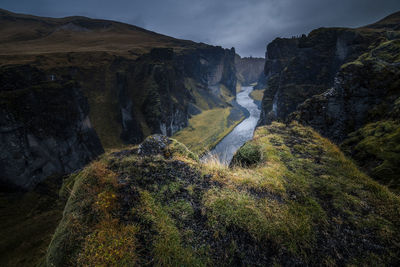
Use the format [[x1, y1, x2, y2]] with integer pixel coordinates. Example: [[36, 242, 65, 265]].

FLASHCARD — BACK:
[[2, 0, 400, 57]]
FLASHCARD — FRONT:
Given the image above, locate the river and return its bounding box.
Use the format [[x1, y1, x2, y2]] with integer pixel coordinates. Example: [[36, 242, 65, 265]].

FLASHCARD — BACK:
[[203, 86, 261, 165]]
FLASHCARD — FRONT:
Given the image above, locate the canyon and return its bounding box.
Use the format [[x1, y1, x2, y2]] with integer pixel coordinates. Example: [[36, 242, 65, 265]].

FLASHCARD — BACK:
[[0, 8, 400, 267]]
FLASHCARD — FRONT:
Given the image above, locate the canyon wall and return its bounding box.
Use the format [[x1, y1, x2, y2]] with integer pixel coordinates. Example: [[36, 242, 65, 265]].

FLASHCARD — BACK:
[[0, 10, 237, 189], [235, 55, 265, 85], [258, 12, 400, 190]]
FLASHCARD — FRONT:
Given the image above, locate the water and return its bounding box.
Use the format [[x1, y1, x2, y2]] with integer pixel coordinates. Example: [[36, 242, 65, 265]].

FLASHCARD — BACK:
[[272, 89, 279, 116], [203, 86, 261, 165]]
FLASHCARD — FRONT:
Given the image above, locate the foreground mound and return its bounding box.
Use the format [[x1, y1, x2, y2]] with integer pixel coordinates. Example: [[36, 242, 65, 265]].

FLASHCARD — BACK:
[[46, 125, 400, 266]]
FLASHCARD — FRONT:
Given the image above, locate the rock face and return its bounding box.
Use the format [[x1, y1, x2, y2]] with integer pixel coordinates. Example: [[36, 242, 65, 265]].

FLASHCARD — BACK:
[[47, 46, 237, 147], [258, 12, 400, 190], [260, 12, 400, 131], [234, 55, 265, 85], [137, 134, 172, 156], [258, 28, 378, 125], [291, 42, 400, 141], [109, 46, 237, 146], [0, 65, 104, 190]]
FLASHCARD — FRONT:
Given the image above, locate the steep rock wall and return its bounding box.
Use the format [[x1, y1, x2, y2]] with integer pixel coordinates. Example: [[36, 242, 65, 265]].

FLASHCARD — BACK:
[[234, 55, 265, 85], [258, 28, 378, 125], [0, 65, 104, 190], [0, 46, 237, 189]]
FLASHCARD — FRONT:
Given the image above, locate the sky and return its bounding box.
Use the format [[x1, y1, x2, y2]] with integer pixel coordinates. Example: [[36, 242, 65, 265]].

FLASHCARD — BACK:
[[1, 0, 400, 57]]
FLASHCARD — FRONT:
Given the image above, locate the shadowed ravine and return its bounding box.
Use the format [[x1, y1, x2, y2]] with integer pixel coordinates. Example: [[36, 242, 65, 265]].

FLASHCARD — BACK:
[[204, 86, 261, 164]]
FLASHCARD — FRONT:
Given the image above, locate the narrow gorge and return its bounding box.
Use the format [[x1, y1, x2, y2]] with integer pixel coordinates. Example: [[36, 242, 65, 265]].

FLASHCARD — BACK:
[[1, 6, 400, 267]]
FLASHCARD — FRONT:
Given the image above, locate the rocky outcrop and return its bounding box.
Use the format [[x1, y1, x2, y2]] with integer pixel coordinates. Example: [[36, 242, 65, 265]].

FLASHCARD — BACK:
[[235, 55, 265, 85], [0, 65, 104, 190], [46, 124, 400, 266], [291, 41, 400, 141], [290, 39, 400, 191], [258, 12, 400, 190], [258, 28, 379, 125]]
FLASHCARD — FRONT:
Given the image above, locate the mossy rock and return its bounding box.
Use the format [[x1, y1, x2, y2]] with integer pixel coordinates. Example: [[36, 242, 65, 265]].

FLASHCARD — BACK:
[[45, 122, 400, 266], [341, 120, 400, 193], [137, 134, 198, 161]]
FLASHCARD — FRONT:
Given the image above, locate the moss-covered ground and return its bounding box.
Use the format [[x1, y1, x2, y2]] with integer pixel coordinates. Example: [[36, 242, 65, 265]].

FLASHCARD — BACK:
[[45, 122, 400, 266], [341, 120, 400, 193]]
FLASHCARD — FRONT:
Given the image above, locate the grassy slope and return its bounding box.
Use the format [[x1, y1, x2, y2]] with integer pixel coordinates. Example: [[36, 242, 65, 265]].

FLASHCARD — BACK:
[[250, 88, 265, 102], [46, 122, 400, 266], [341, 120, 400, 193], [173, 107, 233, 155], [173, 85, 245, 155], [0, 9, 197, 59], [174, 85, 264, 156]]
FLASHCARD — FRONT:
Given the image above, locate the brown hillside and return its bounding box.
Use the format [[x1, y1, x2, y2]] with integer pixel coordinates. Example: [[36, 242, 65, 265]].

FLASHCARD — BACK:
[[0, 8, 202, 59]]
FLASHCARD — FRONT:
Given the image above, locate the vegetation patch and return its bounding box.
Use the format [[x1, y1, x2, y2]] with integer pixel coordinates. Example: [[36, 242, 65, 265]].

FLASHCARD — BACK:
[[231, 142, 263, 166], [250, 88, 265, 102], [204, 121, 400, 265], [341, 120, 400, 193], [45, 124, 400, 266], [173, 107, 242, 155]]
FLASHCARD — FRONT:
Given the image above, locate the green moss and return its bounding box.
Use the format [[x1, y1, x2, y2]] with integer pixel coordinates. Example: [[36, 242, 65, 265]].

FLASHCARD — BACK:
[[45, 124, 400, 265], [168, 138, 199, 161], [341, 120, 400, 193], [46, 160, 120, 266], [207, 122, 400, 264], [342, 39, 400, 70], [373, 39, 400, 64], [134, 191, 204, 267], [203, 188, 316, 256]]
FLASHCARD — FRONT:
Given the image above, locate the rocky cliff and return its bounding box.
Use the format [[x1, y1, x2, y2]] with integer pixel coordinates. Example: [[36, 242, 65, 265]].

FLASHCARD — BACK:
[[291, 39, 400, 191], [0, 9, 238, 189], [291, 39, 400, 141], [0, 65, 104, 190], [234, 55, 265, 85], [259, 28, 380, 125], [259, 11, 400, 191]]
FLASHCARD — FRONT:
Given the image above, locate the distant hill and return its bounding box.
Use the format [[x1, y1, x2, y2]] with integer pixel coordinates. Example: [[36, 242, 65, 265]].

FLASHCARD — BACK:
[[362, 10, 400, 30], [0, 8, 199, 58]]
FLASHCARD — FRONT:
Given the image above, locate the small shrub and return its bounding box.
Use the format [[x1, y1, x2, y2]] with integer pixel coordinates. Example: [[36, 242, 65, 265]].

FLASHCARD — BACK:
[[232, 143, 262, 166]]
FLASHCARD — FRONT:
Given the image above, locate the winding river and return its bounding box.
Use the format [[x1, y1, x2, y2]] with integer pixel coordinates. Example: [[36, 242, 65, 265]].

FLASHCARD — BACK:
[[204, 86, 261, 164]]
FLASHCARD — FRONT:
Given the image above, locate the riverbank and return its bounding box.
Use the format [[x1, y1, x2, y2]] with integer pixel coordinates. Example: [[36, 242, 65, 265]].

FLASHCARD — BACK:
[[204, 86, 262, 164]]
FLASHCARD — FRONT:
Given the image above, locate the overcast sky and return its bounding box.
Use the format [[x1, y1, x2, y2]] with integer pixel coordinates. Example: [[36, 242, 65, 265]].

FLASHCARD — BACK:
[[2, 0, 400, 57]]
